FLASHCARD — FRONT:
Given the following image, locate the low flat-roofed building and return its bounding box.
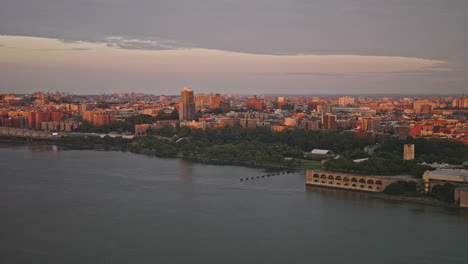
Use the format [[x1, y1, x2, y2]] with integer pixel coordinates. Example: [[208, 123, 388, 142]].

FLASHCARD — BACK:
[[423, 169, 468, 192]]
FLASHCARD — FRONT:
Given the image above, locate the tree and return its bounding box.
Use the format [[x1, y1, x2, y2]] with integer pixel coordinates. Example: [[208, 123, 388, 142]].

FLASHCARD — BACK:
[[431, 183, 455, 203]]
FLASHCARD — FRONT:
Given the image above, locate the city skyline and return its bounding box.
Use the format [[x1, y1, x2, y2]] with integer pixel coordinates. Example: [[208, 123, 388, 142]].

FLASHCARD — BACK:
[[1, 1, 468, 94]]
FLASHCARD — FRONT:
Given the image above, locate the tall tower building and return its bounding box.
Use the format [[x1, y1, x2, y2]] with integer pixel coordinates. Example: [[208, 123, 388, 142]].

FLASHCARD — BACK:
[[179, 88, 196, 121], [403, 144, 415, 160], [321, 114, 337, 130]]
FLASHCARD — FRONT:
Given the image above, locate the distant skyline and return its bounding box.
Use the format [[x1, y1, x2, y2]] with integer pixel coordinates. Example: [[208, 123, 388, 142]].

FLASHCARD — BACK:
[[1, 0, 468, 95]]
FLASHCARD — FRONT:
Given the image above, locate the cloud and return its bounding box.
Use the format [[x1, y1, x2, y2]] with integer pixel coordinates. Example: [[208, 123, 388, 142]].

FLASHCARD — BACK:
[[261, 68, 453, 78], [260, 72, 353, 77], [32, 48, 92, 51], [102, 36, 185, 51], [70, 48, 92, 51], [422, 62, 452, 69]]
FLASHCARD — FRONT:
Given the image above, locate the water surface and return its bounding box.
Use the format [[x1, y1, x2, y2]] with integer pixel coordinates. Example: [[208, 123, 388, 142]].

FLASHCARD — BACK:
[[1, 143, 467, 264]]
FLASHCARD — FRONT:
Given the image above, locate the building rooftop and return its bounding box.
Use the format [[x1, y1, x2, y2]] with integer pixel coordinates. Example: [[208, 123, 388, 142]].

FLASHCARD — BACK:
[[427, 170, 468, 177], [310, 149, 334, 155], [307, 169, 416, 180]]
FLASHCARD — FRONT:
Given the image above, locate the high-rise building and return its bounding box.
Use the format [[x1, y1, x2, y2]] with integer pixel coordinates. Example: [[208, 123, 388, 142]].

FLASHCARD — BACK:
[[397, 125, 411, 139], [404, 144, 415, 160], [246, 95, 265, 111], [211, 94, 225, 109], [452, 96, 468, 108], [338, 96, 355, 106], [321, 114, 337, 130], [420, 104, 433, 115], [284, 117, 299, 127], [361, 117, 381, 131], [195, 93, 228, 111], [307, 101, 324, 112], [300, 119, 320, 130], [413, 99, 435, 114], [179, 88, 196, 121]]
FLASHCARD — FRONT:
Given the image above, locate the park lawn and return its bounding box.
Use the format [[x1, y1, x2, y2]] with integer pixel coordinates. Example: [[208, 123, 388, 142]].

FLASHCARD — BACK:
[[297, 159, 321, 169]]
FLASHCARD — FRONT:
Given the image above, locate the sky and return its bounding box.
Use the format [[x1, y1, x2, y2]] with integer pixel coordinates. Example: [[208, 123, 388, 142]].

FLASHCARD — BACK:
[[1, 0, 467, 95]]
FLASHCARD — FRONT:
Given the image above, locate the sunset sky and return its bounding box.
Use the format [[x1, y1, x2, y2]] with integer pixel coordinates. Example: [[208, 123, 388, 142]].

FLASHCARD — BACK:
[[1, 0, 467, 95]]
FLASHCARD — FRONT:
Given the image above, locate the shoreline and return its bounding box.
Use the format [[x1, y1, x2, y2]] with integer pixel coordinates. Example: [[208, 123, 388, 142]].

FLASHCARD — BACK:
[[0, 137, 300, 171], [306, 183, 465, 210], [369, 193, 464, 209]]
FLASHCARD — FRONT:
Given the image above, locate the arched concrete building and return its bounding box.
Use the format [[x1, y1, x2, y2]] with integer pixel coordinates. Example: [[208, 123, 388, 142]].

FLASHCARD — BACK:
[[306, 169, 418, 193]]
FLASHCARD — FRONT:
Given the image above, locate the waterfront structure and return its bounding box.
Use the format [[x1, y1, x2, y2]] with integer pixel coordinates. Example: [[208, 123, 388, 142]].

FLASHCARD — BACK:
[[422, 169, 468, 193], [455, 186, 468, 208], [179, 88, 196, 121], [305, 169, 418, 192], [403, 144, 415, 160]]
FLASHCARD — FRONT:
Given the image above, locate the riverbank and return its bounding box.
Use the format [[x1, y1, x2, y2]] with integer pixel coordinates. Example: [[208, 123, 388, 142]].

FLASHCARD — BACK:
[[306, 183, 464, 210], [0, 137, 301, 171], [129, 149, 303, 171]]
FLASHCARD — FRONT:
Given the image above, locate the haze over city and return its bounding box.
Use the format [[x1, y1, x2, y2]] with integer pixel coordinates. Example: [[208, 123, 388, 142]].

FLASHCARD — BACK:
[[1, 0, 468, 95]]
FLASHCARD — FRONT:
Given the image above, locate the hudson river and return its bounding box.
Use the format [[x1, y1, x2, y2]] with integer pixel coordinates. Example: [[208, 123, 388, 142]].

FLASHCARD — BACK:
[[1, 143, 468, 264]]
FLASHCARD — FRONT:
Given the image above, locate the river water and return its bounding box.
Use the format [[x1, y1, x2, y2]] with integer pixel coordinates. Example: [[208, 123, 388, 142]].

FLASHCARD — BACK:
[[1, 143, 467, 264]]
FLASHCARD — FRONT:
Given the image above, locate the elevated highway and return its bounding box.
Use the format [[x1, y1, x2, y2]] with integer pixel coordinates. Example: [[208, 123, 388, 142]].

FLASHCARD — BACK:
[[0, 127, 63, 140]]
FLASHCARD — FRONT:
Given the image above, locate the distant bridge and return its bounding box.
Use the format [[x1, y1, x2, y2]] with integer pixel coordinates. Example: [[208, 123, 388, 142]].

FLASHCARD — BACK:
[[0, 127, 63, 140]]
